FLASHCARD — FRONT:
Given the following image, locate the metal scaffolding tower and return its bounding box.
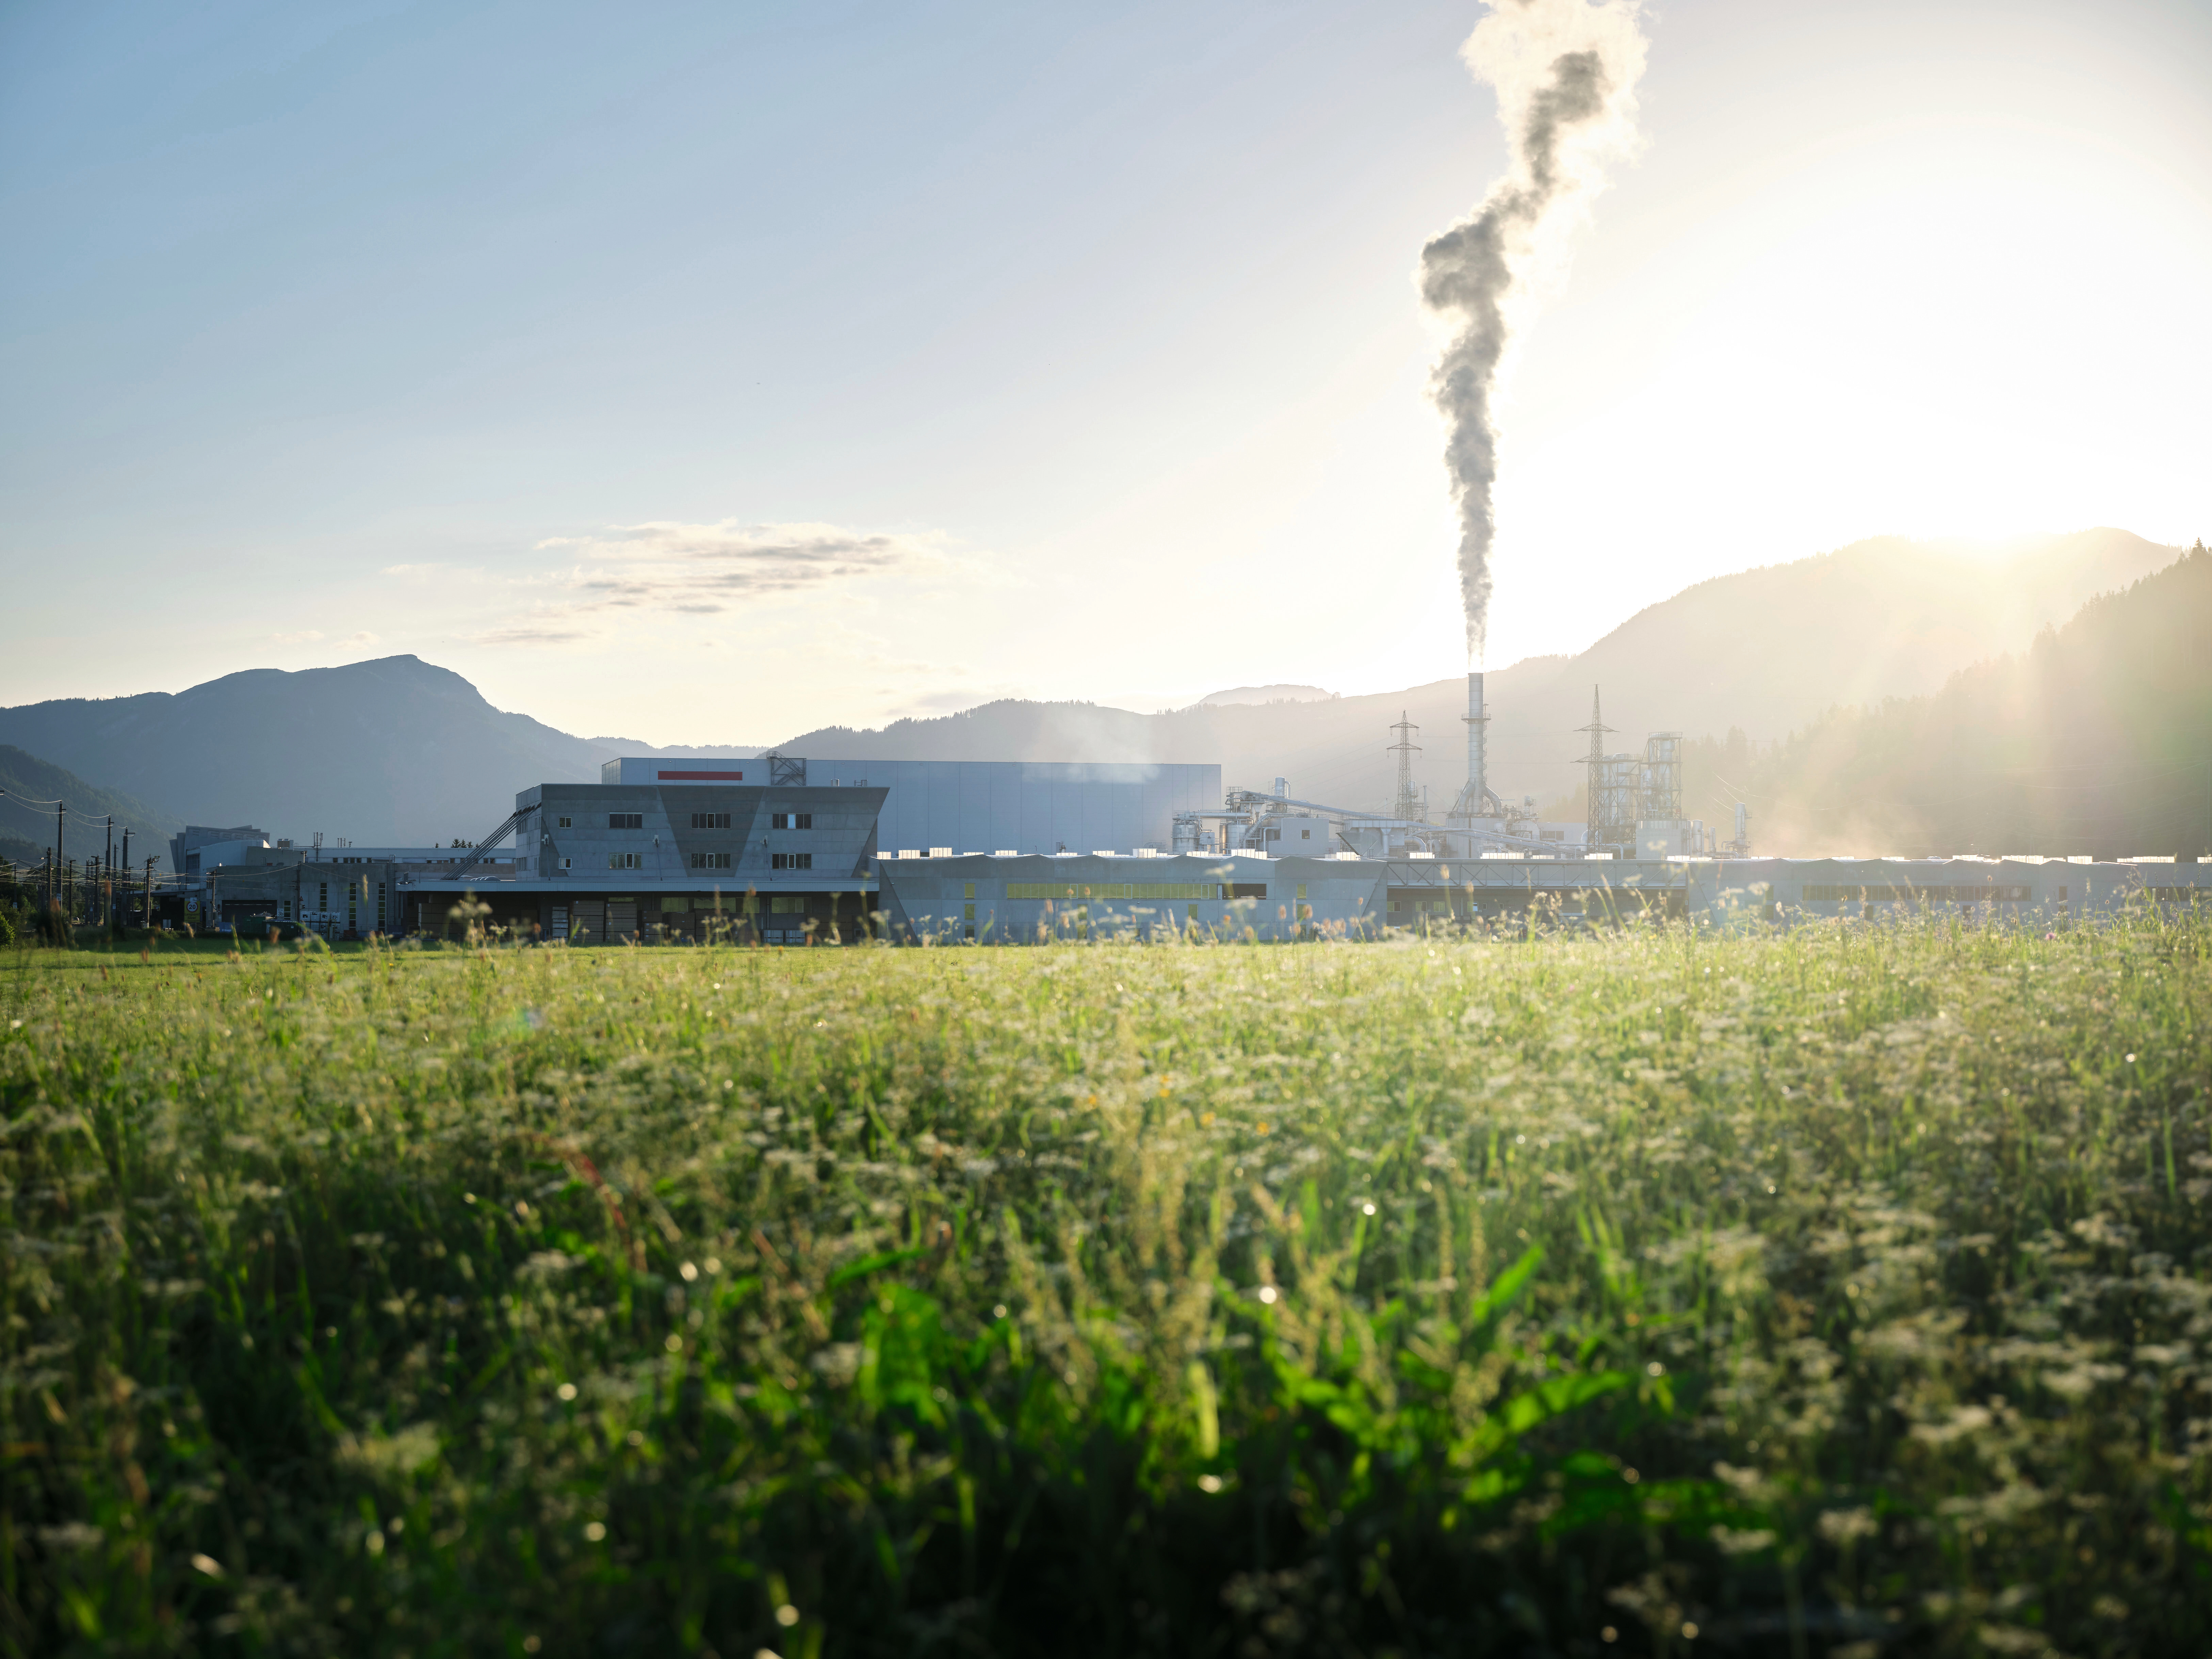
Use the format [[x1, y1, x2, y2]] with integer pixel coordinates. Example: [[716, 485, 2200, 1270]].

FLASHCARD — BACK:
[[1641, 732, 1683, 823]]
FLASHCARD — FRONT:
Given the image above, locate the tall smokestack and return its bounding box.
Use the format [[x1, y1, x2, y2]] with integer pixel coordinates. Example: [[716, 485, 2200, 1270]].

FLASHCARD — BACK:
[[1465, 671, 1487, 815]]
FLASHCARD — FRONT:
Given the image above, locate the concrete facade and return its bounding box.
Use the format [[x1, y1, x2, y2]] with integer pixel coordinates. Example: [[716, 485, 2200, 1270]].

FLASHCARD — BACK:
[[521, 780, 887, 884], [202, 853, 403, 938], [595, 755, 1220, 861], [389, 778, 891, 944]]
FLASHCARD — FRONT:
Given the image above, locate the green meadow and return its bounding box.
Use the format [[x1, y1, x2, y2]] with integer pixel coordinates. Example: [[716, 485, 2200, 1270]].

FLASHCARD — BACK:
[[3, 914, 2208, 1657]]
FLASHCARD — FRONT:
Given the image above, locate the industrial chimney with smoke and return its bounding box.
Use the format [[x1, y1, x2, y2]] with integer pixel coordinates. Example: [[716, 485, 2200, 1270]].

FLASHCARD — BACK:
[[1448, 670, 1503, 824]]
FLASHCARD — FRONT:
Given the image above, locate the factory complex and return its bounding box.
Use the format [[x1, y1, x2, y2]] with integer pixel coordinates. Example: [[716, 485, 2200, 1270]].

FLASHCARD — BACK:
[[172, 673, 2211, 944]]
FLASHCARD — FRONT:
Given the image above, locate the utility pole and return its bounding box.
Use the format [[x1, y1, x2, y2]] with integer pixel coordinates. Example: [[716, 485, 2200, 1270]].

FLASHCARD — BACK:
[[120, 829, 130, 925], [145, 857, 156, 932], [1576, 686, 1614, 855], [1388, 712, 1424, 823], [53, 800, 64, 912]]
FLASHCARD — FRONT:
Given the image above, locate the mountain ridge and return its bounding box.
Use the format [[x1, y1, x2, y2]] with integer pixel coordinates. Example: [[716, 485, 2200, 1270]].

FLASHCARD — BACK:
[[0, 528, 2182, 844], [0, 745, 184, 874]]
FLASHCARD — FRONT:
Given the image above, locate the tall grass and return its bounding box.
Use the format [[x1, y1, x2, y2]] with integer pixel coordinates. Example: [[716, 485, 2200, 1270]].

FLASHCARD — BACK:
[[3, 912, 2209, 1656]]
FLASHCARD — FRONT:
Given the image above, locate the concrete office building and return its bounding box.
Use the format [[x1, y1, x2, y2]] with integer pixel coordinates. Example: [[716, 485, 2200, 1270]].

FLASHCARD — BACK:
[[204, 854, 403, 937], [394, 774, 891, 944], [596, 754, 1220, 860]]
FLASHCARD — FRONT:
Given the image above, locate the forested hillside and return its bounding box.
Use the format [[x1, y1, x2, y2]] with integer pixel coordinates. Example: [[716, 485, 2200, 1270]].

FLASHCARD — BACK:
[[0, 746, 183, 873], [1662, 545, 2211, 857]]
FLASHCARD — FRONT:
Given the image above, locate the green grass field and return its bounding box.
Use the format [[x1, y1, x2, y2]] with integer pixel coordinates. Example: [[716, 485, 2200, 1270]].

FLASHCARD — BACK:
[[4, 916, 2209, 1658]]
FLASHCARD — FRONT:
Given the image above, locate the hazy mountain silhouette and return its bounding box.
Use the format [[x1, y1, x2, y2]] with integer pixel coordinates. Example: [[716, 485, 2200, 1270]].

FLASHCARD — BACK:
[[784, 530, 2185, 813], [0, 529, 2182, 843], [1194, 684, 1338, 707], [1681, 543, 2212, 858], [0, 746, 182, 873], [0, 658, 738, 848]]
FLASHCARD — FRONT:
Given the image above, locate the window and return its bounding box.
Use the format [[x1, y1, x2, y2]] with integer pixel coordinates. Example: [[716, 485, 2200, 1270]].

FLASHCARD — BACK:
[[1296, 884, 1307, 901], [690, 852, 733, 869], [771, 852, 813, 871], [771, 895, 806, 914], [560, 858, 572, 871], [690, 812, 731, 830], [963, 883, 976, 899], [318, 882, 328, 909], [963, 904, 976, 921], [1801, 884, 2031, 903], [609, 813, 644, 830], [1006, 881, 1221, 901], [556, 815, 572, 829], [609, 852, 641, 870], [770, 812, 813, 830]]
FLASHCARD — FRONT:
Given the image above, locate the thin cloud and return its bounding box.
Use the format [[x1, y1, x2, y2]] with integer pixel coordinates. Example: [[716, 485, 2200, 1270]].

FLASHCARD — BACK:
[[475, 519, 957, 647], [274, 629, 326, 644], [471, 624, 595, 647]]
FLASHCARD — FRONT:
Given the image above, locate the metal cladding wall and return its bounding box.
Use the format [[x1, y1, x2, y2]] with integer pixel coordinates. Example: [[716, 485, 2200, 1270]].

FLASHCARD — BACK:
[[1729, 857, 2212, 922], [875, 852, 1372, 943], [834, 760, 1221, 857]]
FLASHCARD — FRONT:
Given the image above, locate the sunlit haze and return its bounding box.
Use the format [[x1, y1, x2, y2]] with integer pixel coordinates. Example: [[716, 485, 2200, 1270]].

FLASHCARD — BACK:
[[4, 0, 2207, 743]]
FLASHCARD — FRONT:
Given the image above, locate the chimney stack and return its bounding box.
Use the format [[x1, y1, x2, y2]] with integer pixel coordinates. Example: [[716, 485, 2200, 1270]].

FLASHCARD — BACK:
[[1464, 671, 1487, 815]]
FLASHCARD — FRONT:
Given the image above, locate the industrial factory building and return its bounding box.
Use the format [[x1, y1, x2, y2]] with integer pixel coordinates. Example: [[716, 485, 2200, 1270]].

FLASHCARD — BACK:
[[177, 674, 2208, 945], [867, 849, 2212, 943]]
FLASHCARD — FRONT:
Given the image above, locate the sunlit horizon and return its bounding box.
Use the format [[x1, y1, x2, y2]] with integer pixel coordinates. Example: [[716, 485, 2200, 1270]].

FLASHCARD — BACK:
[[3, 0, 2206, 744]]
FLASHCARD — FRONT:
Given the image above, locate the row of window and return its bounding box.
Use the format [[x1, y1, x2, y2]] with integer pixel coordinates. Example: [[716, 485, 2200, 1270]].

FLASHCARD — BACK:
[[587, 811, 810, 832], [1001, 881, 1264, 901], [611, 849, 811, 870], [1802, 884, 2033, 903], [277, 880, 387, 930]]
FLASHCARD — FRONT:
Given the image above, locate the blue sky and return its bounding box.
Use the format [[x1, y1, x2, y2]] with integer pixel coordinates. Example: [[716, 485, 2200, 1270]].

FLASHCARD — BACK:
[[5, 0, 2209, 744]]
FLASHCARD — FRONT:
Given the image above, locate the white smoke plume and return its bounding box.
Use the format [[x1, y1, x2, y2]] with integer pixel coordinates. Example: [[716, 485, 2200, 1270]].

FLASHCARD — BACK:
[[1421, 0, 1648, 662]]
